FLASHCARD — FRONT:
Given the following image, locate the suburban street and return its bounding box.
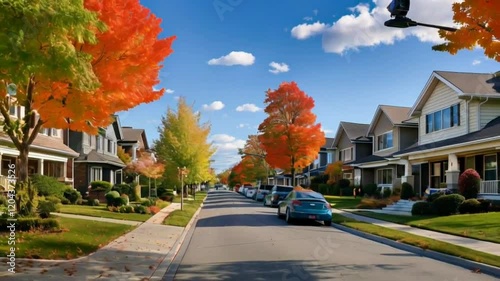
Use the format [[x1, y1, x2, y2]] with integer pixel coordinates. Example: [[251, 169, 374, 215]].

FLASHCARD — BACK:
[[168, 190, 496, 281]]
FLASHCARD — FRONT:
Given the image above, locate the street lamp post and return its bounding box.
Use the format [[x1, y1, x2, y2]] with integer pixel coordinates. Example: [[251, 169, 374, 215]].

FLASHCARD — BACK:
[[384, 0, 457, 32]]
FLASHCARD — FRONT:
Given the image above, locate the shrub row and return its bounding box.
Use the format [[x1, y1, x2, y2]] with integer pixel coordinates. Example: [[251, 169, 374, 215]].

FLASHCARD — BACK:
[[412, 193, 494, 216], [0, 217, 60, 232]]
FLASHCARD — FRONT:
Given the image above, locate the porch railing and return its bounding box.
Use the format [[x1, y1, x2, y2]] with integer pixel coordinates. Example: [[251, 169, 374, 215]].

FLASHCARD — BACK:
[[480, 180, 500, 194], [0, 175, 14, 190]]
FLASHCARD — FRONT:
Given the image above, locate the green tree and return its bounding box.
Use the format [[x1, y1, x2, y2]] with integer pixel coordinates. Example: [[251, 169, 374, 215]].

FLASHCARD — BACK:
[[154, 97, 215, 194], [0, 1, 104, 216]]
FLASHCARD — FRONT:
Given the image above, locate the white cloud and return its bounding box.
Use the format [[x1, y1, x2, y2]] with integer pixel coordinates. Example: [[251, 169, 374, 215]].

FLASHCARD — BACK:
[[209, 134, 246, 152], [269, 62, 290, 74], [237, 123, 251, 128], [472, 59, 481, 66], [165, 89, 174, 94], [208, 51, 255, 66], [236, 103, 261, 112], [313, 9, 318, 16], [290, 0, 457, 54], [202, 101, 225, 111], [291, 21, 328, 40], [322, 128, 334, 135], [303, 16, 313, 21]]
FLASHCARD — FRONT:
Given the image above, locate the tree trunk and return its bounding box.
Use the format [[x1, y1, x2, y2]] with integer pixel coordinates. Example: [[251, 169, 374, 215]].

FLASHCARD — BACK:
[[15, 145, 38, 216], [17, 145, 30, 182]]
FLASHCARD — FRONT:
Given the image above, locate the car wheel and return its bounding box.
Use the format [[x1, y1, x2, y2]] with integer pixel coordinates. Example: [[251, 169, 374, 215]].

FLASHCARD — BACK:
[[285, 208, 294, 224], [324, 220, 332, 226]]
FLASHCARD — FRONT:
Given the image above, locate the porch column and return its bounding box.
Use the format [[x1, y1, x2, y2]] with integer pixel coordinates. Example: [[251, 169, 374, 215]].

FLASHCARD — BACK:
[[38, 159, 44, 175], [63, 160, 67, 180], [132, 144, 138, 160], [401, 159, 414, 188], [446, 153, 460, 192], [0, 153, 3, 175]]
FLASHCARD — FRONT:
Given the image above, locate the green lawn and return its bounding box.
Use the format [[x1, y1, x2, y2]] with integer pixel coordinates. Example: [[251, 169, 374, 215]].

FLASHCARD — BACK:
[[353, 211, 500, 244], [59, 204, 152, 222], [164, 192, 207, 227], [333, 214, 500, 268], [0, 217, 135, 259], [324, 196, 362, 209]]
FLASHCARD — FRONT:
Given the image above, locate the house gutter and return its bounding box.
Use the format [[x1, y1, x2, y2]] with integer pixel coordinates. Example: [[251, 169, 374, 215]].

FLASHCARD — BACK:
[[394, 135, 500, 157], [477, 97, 489, 130]]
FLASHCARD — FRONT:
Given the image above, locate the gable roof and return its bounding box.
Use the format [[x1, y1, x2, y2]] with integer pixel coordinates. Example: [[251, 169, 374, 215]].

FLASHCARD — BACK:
[[112, 115, 123, 140], [74, 150, 126, 167], [332, 121, 370, 147], [323, 137, 335, 149], [394, 116, 500, 156], [367, 105, 416, 135], [0, 133, 78, 157], [410, 71, 500, 117], [120, 127, 149, 150]]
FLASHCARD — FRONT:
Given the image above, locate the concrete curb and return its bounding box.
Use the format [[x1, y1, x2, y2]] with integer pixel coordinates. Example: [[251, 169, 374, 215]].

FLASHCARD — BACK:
[[332, 223, 500, 278], [150, 195, 208, 280]]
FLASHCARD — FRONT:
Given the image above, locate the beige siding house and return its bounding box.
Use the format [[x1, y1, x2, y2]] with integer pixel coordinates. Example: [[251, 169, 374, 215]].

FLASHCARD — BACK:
[[394, 71, 500, 199], [350, 105, 418, 191]]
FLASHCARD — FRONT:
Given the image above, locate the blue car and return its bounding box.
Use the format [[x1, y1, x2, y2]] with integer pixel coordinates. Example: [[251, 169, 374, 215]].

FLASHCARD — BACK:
[[277, 187, 332, 226]]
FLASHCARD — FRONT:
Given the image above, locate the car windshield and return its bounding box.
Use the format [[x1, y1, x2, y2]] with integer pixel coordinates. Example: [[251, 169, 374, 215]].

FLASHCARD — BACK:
[[276, 186, 293, 192], [260, 185, 274, 190], [296, 191, 324, 199]]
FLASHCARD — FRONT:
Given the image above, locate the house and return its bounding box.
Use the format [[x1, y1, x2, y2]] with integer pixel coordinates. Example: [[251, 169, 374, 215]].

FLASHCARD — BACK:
[[0, 105, 78, 189], [68, 116, 126, 195], [332, 122, 372, 186], [118, 126, 151, 161], [302, 137, 335, 180], [349, 105, 418, 191], [393, 70, 500, 199]]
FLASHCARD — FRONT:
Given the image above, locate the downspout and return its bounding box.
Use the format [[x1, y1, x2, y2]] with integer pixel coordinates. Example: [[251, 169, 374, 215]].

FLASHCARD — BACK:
[[477, 97, 489, 130], [465, 96, 473, 134]]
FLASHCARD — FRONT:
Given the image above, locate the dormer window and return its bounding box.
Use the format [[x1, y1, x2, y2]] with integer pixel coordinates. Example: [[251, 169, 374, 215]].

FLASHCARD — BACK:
[[39, 128, 58, 137], [426, 104, 460, 133]]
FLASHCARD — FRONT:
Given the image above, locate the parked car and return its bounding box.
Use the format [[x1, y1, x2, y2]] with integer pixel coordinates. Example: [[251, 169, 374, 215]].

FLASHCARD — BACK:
[[277, 187, 332, 226], [255, 184, 274, 201], [245, 187, 256, 198], [264, 185, 293, 207]]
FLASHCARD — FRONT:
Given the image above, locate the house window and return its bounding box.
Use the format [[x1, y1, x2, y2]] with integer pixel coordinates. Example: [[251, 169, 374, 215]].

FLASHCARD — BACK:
[[484, 154, 497, 181], [39, 128, 58, 137], [377, 131, 393, 151], [96, 136, 102, 151], [108, 140, 113, 153], [426, 104, 460, 133], [377, 169, 393, 184], [341, 147, 353, 162], [45, 161, 63, 178], [90, 167, 102, 182], [9, 106, 17, 117]]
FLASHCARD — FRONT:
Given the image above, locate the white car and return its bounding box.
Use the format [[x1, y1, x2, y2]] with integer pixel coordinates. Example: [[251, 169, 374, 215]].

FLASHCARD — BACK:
[[245, 187, 256, 198]]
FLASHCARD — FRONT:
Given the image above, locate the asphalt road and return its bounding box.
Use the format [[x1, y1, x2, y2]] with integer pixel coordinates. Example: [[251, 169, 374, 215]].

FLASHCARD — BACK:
[[168, 190, 496, 281]]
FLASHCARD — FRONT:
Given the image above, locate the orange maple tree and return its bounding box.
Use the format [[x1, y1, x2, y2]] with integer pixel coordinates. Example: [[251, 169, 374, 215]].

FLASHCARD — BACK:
[[258, 81, 325, 186], [36, 0, 176, 131], [433, 0, 500, 62]]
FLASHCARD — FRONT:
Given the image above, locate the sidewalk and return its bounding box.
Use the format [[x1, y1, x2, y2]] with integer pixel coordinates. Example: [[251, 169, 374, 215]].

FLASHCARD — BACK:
[[2, 202, 191, 281], [334, 209, 500, 256]]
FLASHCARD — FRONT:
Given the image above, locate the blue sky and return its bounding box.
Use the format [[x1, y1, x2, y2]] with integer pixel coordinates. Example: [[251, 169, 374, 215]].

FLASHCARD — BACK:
[[118, 0, 499, 173]]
